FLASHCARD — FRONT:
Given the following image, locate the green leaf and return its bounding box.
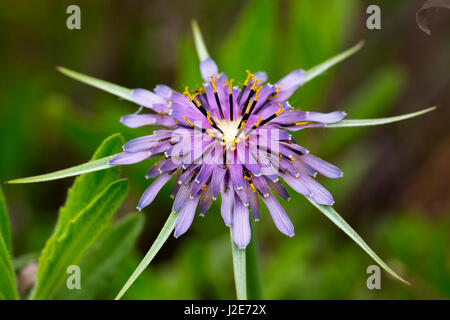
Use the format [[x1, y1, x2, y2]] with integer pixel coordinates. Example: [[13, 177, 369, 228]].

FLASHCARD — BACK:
[[303, 41, 365, 84], [191, 19, 210, 62], [0, 235, 18, 300], [55, 134, 124, 232], [231, 229, 247, 300], [0, 187, 12, 254], [57, 214, 144, 299], [325, 106, 436, 128], [6, 154, 118, 184], [115, 212, 178, 300], [56, 66, 133, 101], [31, 179, 129, 299], [307, 199, 410, 285]]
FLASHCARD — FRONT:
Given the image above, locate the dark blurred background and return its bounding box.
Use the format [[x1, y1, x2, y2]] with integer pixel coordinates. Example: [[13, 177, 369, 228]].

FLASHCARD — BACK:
[[0, 0, 449, 299]]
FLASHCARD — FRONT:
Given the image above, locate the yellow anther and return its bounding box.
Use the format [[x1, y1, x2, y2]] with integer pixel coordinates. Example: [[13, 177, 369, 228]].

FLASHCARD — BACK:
[[254, 84, 263, 101], [249, 183, 257, 192], [206, 112, 214, 126], [170, 194, 174, 199], [295, 121, 309, 126], [206, 129, 215, 139], [254, 116, 262, 127], [240, 120, 246, 130], [201, 184, 208, 191], [275, 103, 284, 116], [210, 76, 217, 93], [244, 70, 254, 86], [290, 156, 296, 162], [183, 86, 192, 99], [245, 98, 253, 114], [183, 116, 194, 127], [227, 79, 235, 94]]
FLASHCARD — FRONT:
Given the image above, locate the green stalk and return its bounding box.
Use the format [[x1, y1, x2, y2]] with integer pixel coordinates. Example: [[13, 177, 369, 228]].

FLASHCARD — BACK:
[[230, 229, 247, 300], [246, 219, 263, 299]]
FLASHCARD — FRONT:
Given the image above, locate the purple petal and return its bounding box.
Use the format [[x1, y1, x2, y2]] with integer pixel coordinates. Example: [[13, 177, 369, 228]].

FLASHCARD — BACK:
[[297, 172, 334, 205], [280, 172, 311, 196], [262, 194, 294, 237], [109, 151, 151, 166], [123, 136, 159, 153], [199, 187, 214, 216], [154, 84, 173, 99], [252, 176, 271, 198], [120, 114, 176, 128], [232, 199, 251, 249], [304, 111, 346, 123], [266, 178, 290, 200], [200, 58, 219, 82], [228, 164, 244, 191], [194, 164, 214, 184], [172, 183, 191, 212], [137, 172, 173, 210], [131, 89, 168, 113], [254, 71, 268, 83], [273, 69, 305, 102], [247, 187, 260, 221], [210, 166, 226, 200], [174, 195, 200, 238], [301, 154, 343, 178], [220, 184, 234, 226]]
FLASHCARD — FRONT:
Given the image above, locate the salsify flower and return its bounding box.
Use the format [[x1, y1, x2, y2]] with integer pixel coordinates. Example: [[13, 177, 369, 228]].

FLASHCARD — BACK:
[[8, 22, 435, 295], [110, 56, 346, 249]]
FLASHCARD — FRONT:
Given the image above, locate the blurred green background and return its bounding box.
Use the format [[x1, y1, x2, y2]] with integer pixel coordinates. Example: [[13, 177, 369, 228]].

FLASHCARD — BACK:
[[0, 0, 449, 299]]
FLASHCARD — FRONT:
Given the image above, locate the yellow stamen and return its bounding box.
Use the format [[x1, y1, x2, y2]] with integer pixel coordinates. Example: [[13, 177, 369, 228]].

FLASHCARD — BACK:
[[183, 116, 194, 127], [254, 116, 262, 127], [244, 70, 254, 86], [295, 121, 309, 126], [245, 98, 253, 114], [240, 120, 246, 130], [183, 86, 200, 106], [275, 103, 284, 116], [249, 183, 257, 192], [290, 156, 296, 162], [254, 84, 263, 101], [206, 112, 214, 126], [227, 79, 234, 94], [210, 76, 217, 93]]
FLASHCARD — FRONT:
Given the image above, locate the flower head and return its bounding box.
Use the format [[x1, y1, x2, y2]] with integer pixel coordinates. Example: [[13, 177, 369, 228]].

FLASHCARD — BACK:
[[110, 56, 346, 249]]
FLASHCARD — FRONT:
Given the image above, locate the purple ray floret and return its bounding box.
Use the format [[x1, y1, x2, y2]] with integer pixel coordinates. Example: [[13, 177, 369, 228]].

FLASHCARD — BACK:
[[111, 57, 346, 248]]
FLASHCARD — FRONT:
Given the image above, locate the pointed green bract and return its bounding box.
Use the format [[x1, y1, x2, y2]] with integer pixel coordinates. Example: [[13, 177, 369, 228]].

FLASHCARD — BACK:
[[115, 212, 179, 300], [191, 19, 210, 62], [0, 188, 12, 254], [231, 229, 247, 300], [325, 106, 436, 128], [6, 154, 118, 184], [303, 41, 365, 84], [307, 199, 410, 285], [57, 214, 144, 299], [57, 66, 133, 101], [0, 234, 18, 300]]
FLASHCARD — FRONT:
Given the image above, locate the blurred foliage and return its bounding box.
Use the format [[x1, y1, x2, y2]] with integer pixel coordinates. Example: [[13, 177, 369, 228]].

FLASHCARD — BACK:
[[0, 0, 448, 299]]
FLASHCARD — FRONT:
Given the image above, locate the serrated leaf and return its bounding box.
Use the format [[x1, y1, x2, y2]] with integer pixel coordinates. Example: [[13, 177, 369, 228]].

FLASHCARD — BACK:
[[115, 212, 178, 300], [325, 107, 436, 128], [307, 199, 410, 285], [57, 214, 144, 299], [56, 67, 133, 101], [31, 179, 129, 300], [0, 187, 12, 254], [0, 235, 18, 300], [56, 133, 124, 232]]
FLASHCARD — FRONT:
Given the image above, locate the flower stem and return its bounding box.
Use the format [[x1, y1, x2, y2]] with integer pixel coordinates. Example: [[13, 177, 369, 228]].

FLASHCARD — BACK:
[[230, 229, 247, 300], [246, 219, 263, 299]]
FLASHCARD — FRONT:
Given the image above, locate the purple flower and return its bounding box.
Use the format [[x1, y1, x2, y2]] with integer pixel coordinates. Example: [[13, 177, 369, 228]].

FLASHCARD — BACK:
[[110, 57, 346, 249]]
